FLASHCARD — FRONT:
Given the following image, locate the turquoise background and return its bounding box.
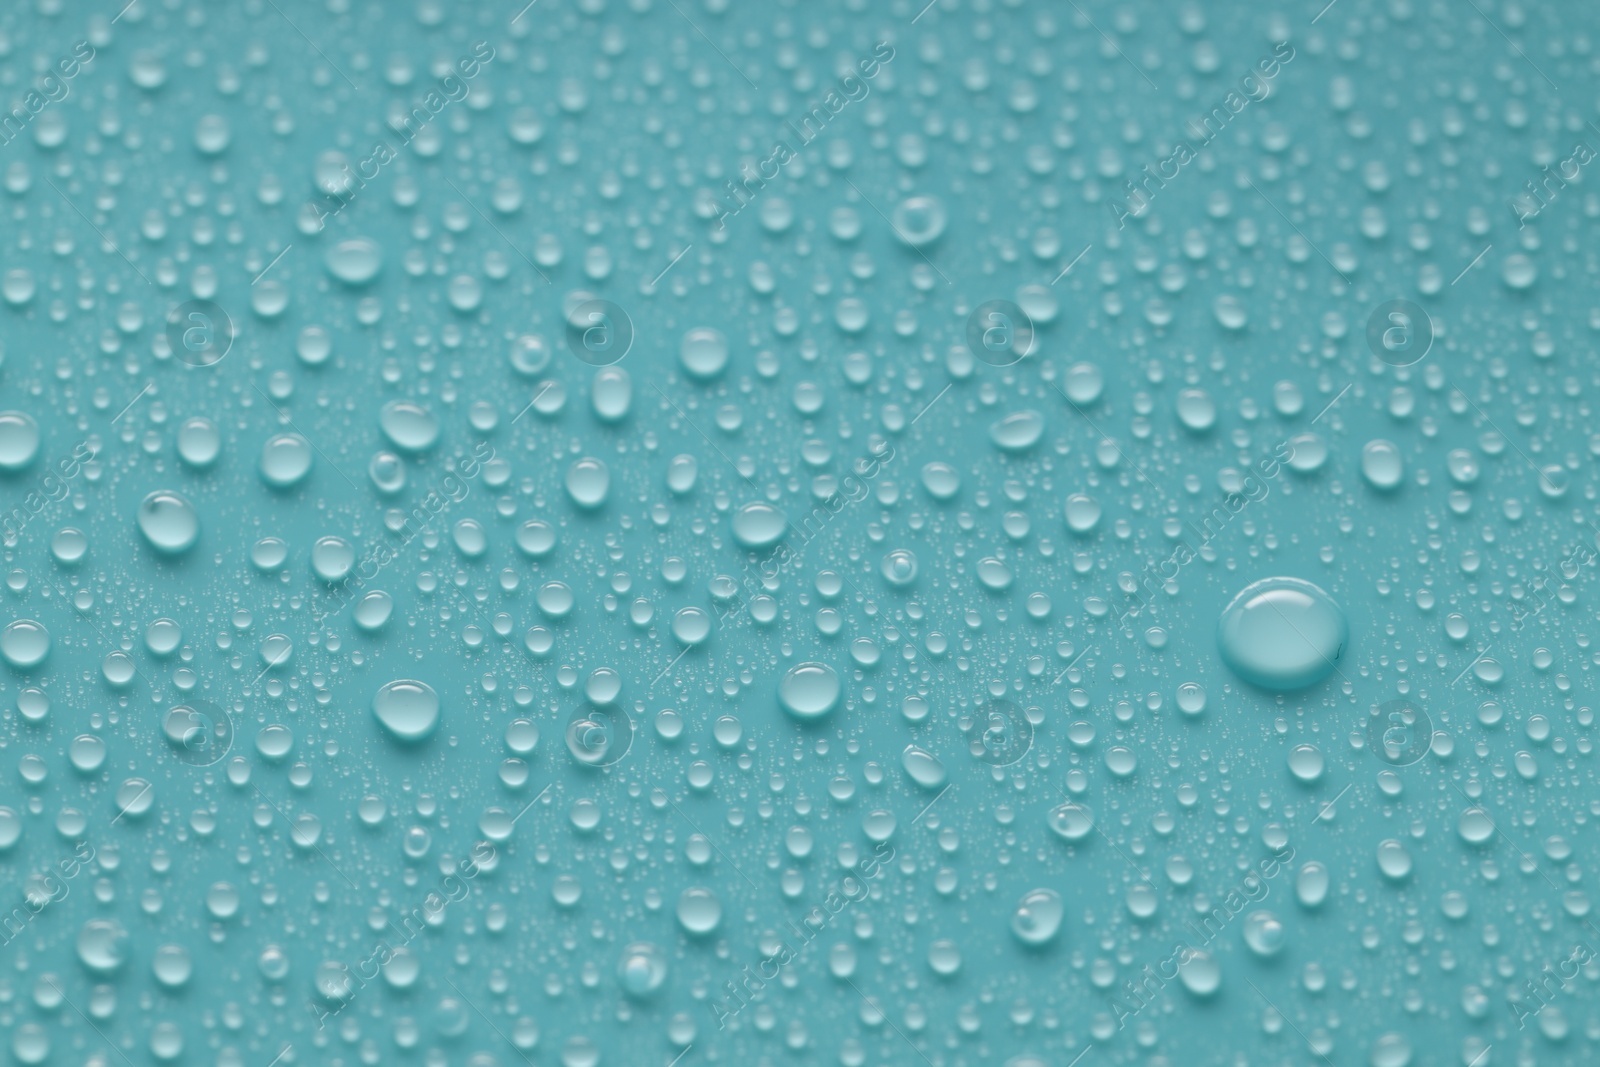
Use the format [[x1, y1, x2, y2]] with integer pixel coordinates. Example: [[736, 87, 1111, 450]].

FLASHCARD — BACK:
[[2, 2, 1599, 1066]]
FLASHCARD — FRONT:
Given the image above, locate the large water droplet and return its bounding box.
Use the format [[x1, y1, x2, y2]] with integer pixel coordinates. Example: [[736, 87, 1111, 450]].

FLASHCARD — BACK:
[[1011, 888, 1064, 946], [372, 679, 440, 742], [0, 619, 50, 669], [137, 491, 200, 554], [778, 662, 840, 721], [0, 411, 41, 471], [1217, 577, 1349, 690], [732, 502, 788, 549]]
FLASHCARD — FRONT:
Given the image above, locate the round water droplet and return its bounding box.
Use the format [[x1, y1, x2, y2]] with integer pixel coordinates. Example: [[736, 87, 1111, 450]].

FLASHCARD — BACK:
[[372, 679, 440, 742], [1361, 439, 1405, 490], [354, 591, 392, 631], [676, 887, 722, 935], [1376, 839, 1412, 880], [921, 462, 960, 500], [1064, 494, 1101, 534], [380, 400, 439, 452], [618, 942, 668, 996], [1011, 888, 1064, 946], [325, 237, 383, 284], [891, 195, 946, 246], [732, 502, 788, 549], [77, 919, 129, 973], [1, 619, 50, 669], [778, 662, 840, 721], [1287, 743, 1325, 782], [177, 417, 221, 467], [1047, 801, 1094, 841], [259, 434, 313, 488], [1242, 910, 1285, 956], [0, 411, 42, 471], [1217, 577, 1348, 691], [565, 457, 610, 508], [901, 745, 947, 789], [680, 327, 729, 380], [137, 490, 200, 553], [1177, 949, 1221, 995], [671, 607, 712, 646], [1458, 808, 1495, 845], [1175, 389, 1217, 431], [591, 367, 633, 422], [990, 410, 1044, 452]]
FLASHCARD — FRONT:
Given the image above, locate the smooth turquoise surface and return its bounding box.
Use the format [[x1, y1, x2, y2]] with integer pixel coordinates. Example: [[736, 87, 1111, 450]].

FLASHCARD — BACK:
[[2, 2, 1599, 1067]]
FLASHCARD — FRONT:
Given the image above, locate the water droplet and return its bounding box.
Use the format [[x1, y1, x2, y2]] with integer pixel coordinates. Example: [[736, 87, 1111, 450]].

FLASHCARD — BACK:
[[1361, 439, 1405, 490], [259, 434, 314, 488], [380, 400, 439, 452], [1011, 888, 1064, 946], [680, 327, 729, 380], [0, 411, 41, 471], [1, 619, 51, 669], [325, 237, 383, 284], [373, 679, 440, 742], [1217, 577, 1349, 690], [778, 662, 840, 721], [901, 745, 947, 789], [565, 457, 610, 508], [137, 490, 200, 553], [676, 887, 722, 935], [990, 410, 1044, 452], [732, 502, 788, 549]]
